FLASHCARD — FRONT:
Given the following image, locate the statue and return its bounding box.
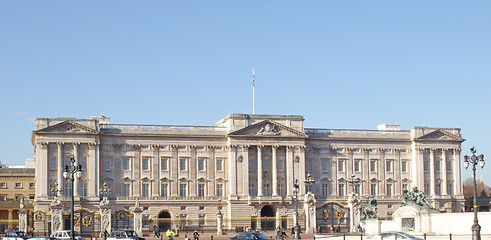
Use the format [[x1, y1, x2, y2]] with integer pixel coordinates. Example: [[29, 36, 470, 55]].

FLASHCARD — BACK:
[[402, 186, 433, 209], [358, 198, 378, 219], [19, 196, 25, 209]]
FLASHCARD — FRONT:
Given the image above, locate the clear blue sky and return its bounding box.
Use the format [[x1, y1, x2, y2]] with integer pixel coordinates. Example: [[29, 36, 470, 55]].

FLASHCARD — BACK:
[[1, 1, 490, 184]]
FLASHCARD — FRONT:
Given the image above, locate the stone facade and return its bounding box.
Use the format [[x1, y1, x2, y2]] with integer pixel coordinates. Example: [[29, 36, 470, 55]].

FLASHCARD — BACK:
[[31, 114, 465, 234]]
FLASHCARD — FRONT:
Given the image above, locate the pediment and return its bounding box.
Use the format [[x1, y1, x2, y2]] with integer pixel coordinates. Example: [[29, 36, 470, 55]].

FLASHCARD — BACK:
[[35, 121, 97, 134], [417, 130, 463, 142], [228, 120, 307, 138]]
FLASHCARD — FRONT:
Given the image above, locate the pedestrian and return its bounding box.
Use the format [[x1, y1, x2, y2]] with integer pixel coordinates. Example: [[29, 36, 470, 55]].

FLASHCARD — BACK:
[[291, 227, 295, 236], [154, 225, 160, 238], [281, 230, 288, 239], [102, 229, 109, 240], [276, 226, 282, 239], [193, 230, 200, 240], [166, 228, 175, 240], [329, 225, 334, 233]]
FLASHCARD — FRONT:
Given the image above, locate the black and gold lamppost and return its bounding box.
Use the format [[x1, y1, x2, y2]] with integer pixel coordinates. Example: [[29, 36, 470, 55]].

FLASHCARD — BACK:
[[63, 158, 82, 240], [293, 179, 301, 240], [464, 147, 485, 240], [347, 174, 361, 196], [304, 173, 315, 194]]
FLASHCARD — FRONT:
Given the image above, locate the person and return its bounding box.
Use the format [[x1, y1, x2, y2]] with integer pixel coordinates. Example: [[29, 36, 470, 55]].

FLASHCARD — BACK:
[[281, 229, 288, 239], [193, 230, 199, 240], [166, 228, 175, 240], [330, 225, 334, 233], [276, 226, 282, 239], [154, 225, 160, 238], [291, 227, 295, 236], [102, 229, 109, 240], [337, 225, 340, 233]]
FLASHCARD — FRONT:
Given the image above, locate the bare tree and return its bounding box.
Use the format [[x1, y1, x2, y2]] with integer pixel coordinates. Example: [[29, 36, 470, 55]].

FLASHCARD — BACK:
[[463, 178, 491, 199]]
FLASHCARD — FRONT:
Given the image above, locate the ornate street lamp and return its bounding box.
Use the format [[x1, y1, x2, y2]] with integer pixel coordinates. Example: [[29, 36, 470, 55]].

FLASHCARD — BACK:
[[100, 182, 111, 203], [304, 173, 315, 194], [63, 158, 82, 240], [293, 179, 301, 240], [464, 147, 485, 240], [347, 174, 361, 196]]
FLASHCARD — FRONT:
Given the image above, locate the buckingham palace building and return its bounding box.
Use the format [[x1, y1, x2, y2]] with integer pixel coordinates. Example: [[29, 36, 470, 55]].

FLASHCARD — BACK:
[[31, 114, 465, 235]]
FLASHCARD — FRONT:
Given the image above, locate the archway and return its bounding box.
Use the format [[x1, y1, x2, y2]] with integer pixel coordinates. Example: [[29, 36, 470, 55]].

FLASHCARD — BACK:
[[260, 205, 275, 230], [157, 211, 172, 231]]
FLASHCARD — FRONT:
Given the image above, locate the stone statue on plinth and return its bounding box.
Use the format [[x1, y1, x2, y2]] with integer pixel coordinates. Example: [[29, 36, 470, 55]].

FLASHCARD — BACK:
[[402, 186, 433, 209], [358, 198, 378, 219]]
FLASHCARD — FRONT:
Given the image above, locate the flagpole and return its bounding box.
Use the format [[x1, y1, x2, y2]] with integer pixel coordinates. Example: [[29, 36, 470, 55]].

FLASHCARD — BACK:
[[253, 68, 256, 114]]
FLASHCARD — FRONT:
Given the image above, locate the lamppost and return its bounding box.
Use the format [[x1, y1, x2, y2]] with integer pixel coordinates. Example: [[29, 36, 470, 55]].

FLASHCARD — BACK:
[[347, 174, 361, 196], [63, 158, 82, 240], [293, 179, 301, 240], [304, 173, 315, 194], [464, 147, 485, 240], [100, 182, 111, 203]]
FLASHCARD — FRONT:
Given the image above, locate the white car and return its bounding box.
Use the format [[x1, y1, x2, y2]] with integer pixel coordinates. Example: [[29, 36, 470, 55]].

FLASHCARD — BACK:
[[367, 231, 423, 240], [53, 231, 85, 240], [3, 231, 28, 240]]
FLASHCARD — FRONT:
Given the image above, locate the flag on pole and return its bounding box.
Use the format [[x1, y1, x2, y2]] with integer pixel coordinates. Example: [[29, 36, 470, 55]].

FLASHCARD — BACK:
[[253, 68, 255, 87]]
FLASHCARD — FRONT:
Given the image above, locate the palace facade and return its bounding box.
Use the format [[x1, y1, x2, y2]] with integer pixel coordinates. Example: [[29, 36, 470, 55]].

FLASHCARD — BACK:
[[31, 114, 465, 235]]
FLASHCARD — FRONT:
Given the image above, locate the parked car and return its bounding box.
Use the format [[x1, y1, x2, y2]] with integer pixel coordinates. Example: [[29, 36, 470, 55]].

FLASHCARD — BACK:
[[53, 231, 85, 240], [367, 231, 424, 240], [229, 232, 274, 240], [107, 230, 145, 240], [28, 237, 59, 240], [3, 231, 29, 240]]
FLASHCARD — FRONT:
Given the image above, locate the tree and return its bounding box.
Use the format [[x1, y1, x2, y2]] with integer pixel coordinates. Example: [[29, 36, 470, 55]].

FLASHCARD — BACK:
[[462, 178, 491, 199]]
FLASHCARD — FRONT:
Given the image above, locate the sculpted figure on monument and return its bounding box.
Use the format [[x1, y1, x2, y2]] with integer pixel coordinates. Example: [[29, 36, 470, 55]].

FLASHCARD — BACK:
[[402, 186, 433, 209], [358, 198, 378, 219]]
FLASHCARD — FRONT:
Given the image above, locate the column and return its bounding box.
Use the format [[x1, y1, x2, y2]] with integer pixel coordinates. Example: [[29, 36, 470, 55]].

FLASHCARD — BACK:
[[171, 145, 179, 197], [363, 148, 370, 196], [74, 143, 80, 197], [152, 145, 160, 197], [442, 149, 448, 195], [394, 149, 401, 195], [242, 145, 250, 197], [453, 149, 462, 195], [286, 146, 294, 196], [430, 149, 435, 196], [298, 146, 306, 194], [37, 143, 49, 197], [332, 155, 338, 196], [379, 149, 385, 196], [57, 143, 64, 192], [228, 145, 238, 198], [257, 146, 263, 196], [88, 143, 100, 198], [207, 146, 216, 196], [272, 145, 278, 196], [190, 146, 197, 197]]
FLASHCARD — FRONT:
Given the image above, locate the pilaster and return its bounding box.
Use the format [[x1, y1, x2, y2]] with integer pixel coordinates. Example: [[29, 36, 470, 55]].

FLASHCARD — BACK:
[[257, 145, 263, 196], [272, 145, 278, 196], [442, 149, 448, 195], [228, 145, 238, 198], [430, 149, 435, 196]]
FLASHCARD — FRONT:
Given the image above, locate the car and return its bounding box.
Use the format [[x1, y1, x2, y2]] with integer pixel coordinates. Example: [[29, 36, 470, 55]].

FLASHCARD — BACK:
[[3, 231, 29, 240], [28, 237, 59, 240], [367, 231, 424, 240], [229, 232, 275, 240], [53, 231, 85, 240], [107, 230, 145, 240]]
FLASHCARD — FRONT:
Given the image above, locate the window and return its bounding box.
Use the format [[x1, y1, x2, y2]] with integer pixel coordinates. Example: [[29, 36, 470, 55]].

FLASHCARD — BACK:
[[142, 158, 149, 171], [29, 183, 35, 188], [81, 183, 87, 197], [49, 184, 56, 196], [198, 158, 205, 171], [402, 161, 407, 172], [64, 183, 72, 197], [370, 183, 377, 196], [49, 157, 57, 170], [277, 160, 284, 171], [161, 183, 168, 197], [123, 158, 130, 170], [0, 183, 6, 188], [354, 160, 361, 172], [447, 183, 453, 195], [248, 159, 254, 171], [161, 158, 168, 171], [216, 159, 223, 171], [80, 157, 87, 170], [305, 160, 312, 173], [249, 184, 255, 196], [263, 159, 270, 171], [435, 160, 441, 172], [435, 183, 441, 195], [198, 184, 205, 197], [277, 183, 284, 196], [424, 183, 430, 195], [322, 184, 329, 196], [386, 160, 392, 172], [386, 183, 392, 196], [199, 214, 205, 226], [123, 183, 130, 196], [370, 160, 377, 172], [141, 145, 149, 149], [180, 158, 187, 171], [263, 184, 270, 196], [180, 184, 187, 197], [322, 160, 328, 172], [338, 160, 344, 172], [424, 161, 429, 172], [142, 183, 149, 197], [402, 184, 408, 192], [216, 184, 223, 197], [15, 183, 22, 188], [338, 184, 345, 196], [65, 157, 71, 167], [199, 206, 205, 210], [179, 146, 186, 150], [104, 158, 111, 171], [354, 184, 360, 195], [446, 161, 452, 172]]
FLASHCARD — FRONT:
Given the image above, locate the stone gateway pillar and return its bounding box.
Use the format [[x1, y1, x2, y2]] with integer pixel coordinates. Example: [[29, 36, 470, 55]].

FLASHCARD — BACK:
[[100, 206, 112, 234], [133, 200, 143, 237], [217, 210, 223, 235], [304, 193, 317, 234], [50, 206, 63, 234]]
